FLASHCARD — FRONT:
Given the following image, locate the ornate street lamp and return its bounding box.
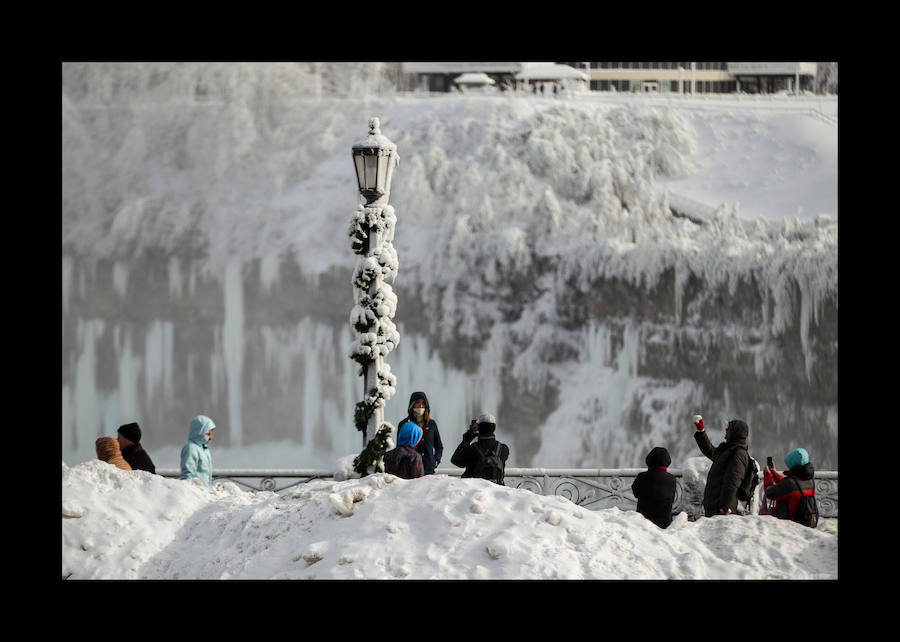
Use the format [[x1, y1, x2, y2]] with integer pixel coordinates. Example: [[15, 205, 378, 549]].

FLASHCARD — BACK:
[[348, 118, 400, 460], [352, 117, 398, 207]]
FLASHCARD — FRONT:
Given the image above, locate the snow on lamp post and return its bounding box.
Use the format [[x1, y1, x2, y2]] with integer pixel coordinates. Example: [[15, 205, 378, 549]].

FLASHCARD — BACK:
[[348, 117, 400, 453]]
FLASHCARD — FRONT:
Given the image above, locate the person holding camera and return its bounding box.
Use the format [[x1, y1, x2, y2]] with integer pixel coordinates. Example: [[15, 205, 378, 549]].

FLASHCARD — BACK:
[[692, 414, 751, 517], [763, 447, 818, 527], [450, 413, 509, 485]]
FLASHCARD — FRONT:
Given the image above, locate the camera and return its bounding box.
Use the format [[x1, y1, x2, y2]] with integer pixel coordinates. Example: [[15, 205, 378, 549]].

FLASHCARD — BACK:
[[468, 419, 479, 434]]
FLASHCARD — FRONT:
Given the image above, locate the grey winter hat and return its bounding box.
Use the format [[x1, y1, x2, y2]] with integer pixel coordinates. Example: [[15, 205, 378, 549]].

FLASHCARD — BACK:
[[477, 413, 496, 425], [477, 413, 497, 437]]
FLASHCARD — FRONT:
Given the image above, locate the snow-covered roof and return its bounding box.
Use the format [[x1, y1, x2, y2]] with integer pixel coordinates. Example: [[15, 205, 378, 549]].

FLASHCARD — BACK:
[[453, 72, 496, 86], [515, 63, 588, 81]]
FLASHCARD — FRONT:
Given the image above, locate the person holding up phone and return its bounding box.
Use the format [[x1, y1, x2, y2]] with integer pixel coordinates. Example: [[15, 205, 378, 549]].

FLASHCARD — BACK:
[[763, 448, 818, 527]]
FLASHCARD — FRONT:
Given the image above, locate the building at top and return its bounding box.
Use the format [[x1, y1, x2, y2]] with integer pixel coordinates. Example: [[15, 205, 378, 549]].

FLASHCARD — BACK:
[[401, 62, 526, 92], [401, 62, 819, 94], [558, 62, 818, 94]]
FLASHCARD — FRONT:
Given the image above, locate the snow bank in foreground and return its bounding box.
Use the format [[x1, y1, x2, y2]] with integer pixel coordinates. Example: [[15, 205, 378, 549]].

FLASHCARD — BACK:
[[62, 460, 837, 580]]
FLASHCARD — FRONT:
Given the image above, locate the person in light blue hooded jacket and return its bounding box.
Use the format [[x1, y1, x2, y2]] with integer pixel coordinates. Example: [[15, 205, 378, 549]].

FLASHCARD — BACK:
[[180, 415, 216, 486]]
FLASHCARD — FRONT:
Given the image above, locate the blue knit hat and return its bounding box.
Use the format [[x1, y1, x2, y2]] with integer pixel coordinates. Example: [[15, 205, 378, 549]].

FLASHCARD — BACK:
[[398, 421, 423, 446], [785, 448, 809, 469]]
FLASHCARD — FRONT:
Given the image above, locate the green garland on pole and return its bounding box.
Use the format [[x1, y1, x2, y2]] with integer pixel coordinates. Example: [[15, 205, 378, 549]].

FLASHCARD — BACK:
[[354, 396, 378, 433], [353, 422, 394, 476]]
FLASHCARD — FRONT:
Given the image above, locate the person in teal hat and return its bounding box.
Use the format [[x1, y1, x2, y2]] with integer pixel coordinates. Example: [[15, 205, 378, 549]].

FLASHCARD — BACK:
[[763, 447, 818, 526], [180, 415, 216, 486], [383, 421, 425, 479]]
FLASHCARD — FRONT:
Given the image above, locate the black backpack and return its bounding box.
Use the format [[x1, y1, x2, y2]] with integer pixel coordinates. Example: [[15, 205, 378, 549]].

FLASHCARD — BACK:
[[471, 441, 505, 485], [791, 478, 819, 528], [734, 447, 760, 511]]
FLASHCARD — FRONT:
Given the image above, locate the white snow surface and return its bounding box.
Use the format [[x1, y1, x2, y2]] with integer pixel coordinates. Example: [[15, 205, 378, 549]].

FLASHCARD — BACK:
[[62, 459, 837, 580]]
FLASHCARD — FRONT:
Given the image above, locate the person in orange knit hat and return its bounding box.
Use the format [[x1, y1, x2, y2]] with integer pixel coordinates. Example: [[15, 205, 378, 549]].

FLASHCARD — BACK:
[[95, 436, 132, 471]]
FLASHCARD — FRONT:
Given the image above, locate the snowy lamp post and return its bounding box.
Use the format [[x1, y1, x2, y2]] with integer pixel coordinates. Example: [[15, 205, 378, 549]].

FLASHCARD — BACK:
[[349, 117, 400, 451]]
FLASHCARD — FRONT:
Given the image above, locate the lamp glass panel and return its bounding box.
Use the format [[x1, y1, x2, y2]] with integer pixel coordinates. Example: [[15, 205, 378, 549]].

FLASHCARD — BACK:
[[376, 152, 389, 191], [353, 154, 366, 191], [364, 153, 378, 189]]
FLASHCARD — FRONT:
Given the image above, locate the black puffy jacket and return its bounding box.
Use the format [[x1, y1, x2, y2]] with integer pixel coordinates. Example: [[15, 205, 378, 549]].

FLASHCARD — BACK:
[[451, 429, 509, 484], [632, 447, 677, 528], [694, 429, 749, 516], [121, 443, 156, 474]]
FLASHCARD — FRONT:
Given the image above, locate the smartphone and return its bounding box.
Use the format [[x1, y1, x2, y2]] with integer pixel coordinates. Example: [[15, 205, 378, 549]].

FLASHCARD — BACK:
[[766, 456, 774, 470]]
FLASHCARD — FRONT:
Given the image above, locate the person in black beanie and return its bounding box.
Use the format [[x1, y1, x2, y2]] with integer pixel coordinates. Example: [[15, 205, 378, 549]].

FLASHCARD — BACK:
[[450, 413, 509, 485], [117, 422, 156, 474], [692, 415, 750, 517], [631, 446, 677, 528]]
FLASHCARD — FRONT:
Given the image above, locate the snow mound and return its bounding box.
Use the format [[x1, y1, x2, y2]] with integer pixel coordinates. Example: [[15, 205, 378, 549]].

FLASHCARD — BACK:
[[62, 460, 837, 580]]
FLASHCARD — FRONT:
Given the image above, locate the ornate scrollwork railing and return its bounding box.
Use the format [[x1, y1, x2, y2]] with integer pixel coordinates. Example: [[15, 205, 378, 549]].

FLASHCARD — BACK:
[[157, 468, 838, 518], [157, 469, 334, 495]]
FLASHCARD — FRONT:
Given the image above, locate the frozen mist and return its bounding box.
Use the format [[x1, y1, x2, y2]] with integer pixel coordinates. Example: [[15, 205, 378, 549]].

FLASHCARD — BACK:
[[61, 63, 837, 474]]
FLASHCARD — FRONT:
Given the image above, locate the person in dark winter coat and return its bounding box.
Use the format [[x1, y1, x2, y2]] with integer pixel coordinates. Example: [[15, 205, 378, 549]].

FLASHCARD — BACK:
[[631, 446, 677, 529], [450, 413, 509, 485], [396, 391, 443, 475], [116, 422, 156, 474], [693, 415, 751, 517], [383, 421, 425, 479], [764, 447, 817, 524]]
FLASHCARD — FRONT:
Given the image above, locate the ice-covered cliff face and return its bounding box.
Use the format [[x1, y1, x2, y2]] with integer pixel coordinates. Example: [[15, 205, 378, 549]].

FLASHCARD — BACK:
[[61, 63, 837, 471]]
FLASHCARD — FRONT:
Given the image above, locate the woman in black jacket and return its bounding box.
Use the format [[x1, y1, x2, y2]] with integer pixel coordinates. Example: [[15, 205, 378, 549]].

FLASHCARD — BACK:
[[632, 446, 677, 528], [396, 391, 443, 475]]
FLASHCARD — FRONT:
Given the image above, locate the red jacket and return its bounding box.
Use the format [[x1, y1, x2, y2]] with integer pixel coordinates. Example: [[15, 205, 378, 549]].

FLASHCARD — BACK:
[[764, 464, 815, 521]]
